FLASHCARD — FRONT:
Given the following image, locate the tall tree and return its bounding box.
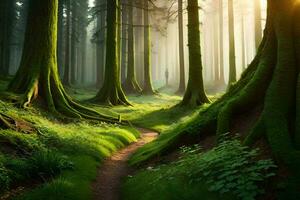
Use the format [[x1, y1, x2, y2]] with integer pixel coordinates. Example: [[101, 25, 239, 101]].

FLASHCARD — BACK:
[[142, 0, 155, 94], [218, 0, 225, 84], [228, 0, 236, 85], [57, 0, 64, 75], [92, 0, 130, 105], [6, 0, 115, 121], [120, 0, 127, 83], [0, 0, 15, 76], [95, 0, 106, 87], [254, 0, 262, 51], [122, 0, 142, 94], [180, 0, 209, 106], [63, 0, 71, 86], [176, 0, 186, 94], [240, 0, 247, 71], [70, 0, 78, 85]]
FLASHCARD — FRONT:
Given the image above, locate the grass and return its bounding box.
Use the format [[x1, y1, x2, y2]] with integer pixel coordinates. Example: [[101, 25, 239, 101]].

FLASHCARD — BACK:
[[0, 80, 198, 199], [0, 97, 140, 199]]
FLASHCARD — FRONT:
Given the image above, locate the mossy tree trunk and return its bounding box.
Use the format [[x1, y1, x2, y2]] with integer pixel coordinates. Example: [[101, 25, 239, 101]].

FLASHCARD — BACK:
[[122, 0, 142, 94], [0, 0, 15, 76], [228, 0, 236, 85], [218, 0, 225, 84], [180, 0, 209, 106], [176, 0, 186, 94], [254, 0, 263, 51], [96, 0, 105, 87], [6, 0, 117, 122], [92, 0, 130, 105], [142, 0, 155, 95], [63, 0, 71, 86]]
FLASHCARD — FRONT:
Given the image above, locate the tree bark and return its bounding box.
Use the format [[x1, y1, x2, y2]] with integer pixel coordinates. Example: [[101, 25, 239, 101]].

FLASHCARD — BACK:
[[218, 0, 225, 84], [176, 0, 186, 94], [254, 0, 262, 51], [63, 0, 71, 86], [122, 0, 142, 94], [92, 0, 130, 105], [180, 0, 209, 106], [142, 0, 155, 94], [228, 0, 237, 85], [96, 0, 105, 87], [0, 0, 15, 76]]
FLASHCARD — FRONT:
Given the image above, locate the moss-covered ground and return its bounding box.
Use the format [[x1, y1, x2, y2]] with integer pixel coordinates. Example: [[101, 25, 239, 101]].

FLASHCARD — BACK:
[[0, 79, 278, 200], [0, 79, 199, 200]]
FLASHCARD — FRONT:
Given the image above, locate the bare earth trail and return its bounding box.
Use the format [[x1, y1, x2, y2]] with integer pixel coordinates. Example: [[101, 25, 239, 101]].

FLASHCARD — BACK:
[[92, 128, 158, 200]]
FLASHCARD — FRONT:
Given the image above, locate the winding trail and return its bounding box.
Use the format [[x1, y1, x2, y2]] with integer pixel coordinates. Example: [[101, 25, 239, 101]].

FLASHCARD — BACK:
[[92, 128, 158, 200]]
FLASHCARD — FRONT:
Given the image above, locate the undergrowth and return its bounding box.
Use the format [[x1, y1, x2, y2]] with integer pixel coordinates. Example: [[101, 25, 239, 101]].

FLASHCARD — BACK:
[[122, 139, 277, 200], [0, 97, 139, 199]]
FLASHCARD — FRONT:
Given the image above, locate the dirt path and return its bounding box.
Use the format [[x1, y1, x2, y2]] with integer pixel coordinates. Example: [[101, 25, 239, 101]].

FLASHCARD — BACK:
[[92, 128, 158, 200]]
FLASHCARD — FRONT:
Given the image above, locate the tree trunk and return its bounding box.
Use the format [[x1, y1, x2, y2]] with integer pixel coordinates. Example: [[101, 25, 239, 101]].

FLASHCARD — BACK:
[[57, 0, 64, 76], [96, 0, 105, 87], [121, 0, 127, 84], [122, 0, 142, 94], [70, 0, 77, 85], [142, 0, 155, 94], [218, 0, 225, 84], [214, 10, 220, 83], [63, 0, 71, 86], [180, 0, 209, 106], [6, 0, 117, 122], [254, 0, 262, 51], [0, 0, 15, 76], [228, 0, 236, 85], [241, 1, 246, 71], [81, 29, 87, 84], [92, 0, 130, 105], [176, 0, 186, 94]]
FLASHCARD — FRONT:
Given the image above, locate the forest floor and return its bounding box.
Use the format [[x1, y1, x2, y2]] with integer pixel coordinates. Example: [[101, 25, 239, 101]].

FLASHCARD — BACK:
[[92, 128, 158, 200], [0, 79, 280, 200], [0, 79, 199, 200]]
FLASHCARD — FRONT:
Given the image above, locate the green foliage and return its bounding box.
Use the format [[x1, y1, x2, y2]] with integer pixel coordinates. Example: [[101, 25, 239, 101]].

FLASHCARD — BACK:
[[0, 160, 10, 192], [28, 151, 73, 177], [123, 139, 276, 200], [177, 140, 276, 199]]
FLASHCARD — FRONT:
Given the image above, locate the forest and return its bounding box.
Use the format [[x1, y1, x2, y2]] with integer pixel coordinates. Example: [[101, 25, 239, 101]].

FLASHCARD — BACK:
[[0, 0, 299, 199]]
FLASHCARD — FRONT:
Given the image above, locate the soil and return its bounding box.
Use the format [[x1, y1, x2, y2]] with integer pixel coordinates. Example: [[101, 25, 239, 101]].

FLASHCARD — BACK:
[[92, 128, 158, 200]]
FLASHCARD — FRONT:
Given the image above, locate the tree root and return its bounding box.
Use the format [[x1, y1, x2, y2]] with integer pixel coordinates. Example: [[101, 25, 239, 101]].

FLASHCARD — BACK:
[[122, 79, 142, 95], [0, 112, 34, 133]]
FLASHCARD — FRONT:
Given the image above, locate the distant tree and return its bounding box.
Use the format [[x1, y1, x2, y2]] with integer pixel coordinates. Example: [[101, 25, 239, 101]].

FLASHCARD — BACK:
[[228, 0, 236, 85], [94, 0, 106, 87], [63, 0, 71, 86], [92, 0, 130, 105], [57, 0, 64, 75], [6, 0, 116, 121], [142, 0, 155, 94], [122, 0, 142, 94], [218, 0, 225, 84], [176, 0, 186, 94], [180, 0, 209, 106], [0, 0, 16, 76]]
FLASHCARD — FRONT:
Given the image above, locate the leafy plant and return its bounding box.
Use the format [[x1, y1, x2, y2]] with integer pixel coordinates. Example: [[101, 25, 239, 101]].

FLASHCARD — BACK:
[[154, 139, 277, 200]]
